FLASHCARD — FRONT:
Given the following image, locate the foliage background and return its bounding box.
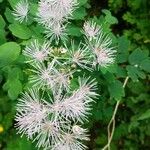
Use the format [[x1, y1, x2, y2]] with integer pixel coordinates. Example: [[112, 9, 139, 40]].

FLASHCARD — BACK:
[[0, 0, 150, 149]]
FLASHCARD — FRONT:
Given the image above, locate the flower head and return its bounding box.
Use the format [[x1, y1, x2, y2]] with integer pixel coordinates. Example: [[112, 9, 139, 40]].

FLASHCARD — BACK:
[[12, 0, 29, 23], [15, 77, 96, 149], [50, 77, 97, 122], [83, 20, 101, 41], [29, 59, 71, 90], [44, 23, 67, 42], [83, 21, 116, 67], [53, 125, 89, 150], [66, 42, 93, 71], [15, 89, 48, 139], [93, 32, 116, 67], [52, 69, 72, 90], [23, 40, 51, 63], [35, 119, 63, 149], [29, 61, 57, 89], [37, 0, 77, 27]]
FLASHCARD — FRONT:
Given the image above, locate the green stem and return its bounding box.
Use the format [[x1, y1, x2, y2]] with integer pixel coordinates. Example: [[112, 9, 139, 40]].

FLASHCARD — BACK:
[[102, 76, 129, 150]]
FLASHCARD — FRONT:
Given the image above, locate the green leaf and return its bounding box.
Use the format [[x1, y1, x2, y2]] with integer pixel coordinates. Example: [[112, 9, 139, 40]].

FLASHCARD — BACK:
[[116, 66, 127, 78], [3, 67, 23, 100], [127, 66, 138, 81], [67, 25, 82, 37], [8, 67, 23, 80], [127, 65, 146, 82], [0, 16, 6, 44], [3, 79, 22, 100], [30, 24, 44, 38], [104, 72, 115, 83], [102, 9, 118, 25], [101, 64, 118, 74], [0, 15, 6, 29], [8, 79, 22, 100], [8, 0, 20, 8], [0, 29, 6, 45], [138, 109, 150, 120], [0, 42, 21, 67], [7, 136, 35, 150], [114, 123, 128, 139], [140, 59, 150, 73], [9, 23, 32, 39], [117, 36, 130, 63], [4, 8, 14, 23], [70, 78, 78, 90], [128, 121, 139, 132], [118, 36, 130, 52], [95, 134, 107, 145], [72, 7, 87, 20], [108, 80, 125, 100], [129, 48, 148, 65]]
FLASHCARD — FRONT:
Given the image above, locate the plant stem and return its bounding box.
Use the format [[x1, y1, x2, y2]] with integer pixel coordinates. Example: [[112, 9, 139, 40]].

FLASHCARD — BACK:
[[102, 76, 129, 150]]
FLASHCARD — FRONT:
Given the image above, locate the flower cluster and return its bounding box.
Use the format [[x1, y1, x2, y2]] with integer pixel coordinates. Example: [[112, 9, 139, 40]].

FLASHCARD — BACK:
[[13, 0, 116, 149], [15, 77, 96, 149], [37, 0, 78, 42], [83, 21, 116, 68], [16, 39, 99, 149]]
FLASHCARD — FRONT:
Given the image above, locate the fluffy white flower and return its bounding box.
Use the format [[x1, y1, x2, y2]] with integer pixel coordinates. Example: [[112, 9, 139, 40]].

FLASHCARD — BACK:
[[53, 0, 77, 11], [78, 77, 98, 101], [84, 21, 116, 67], [44, 23, 67, 42], [66, 42, 93, 71], [15, 89, 48, 139], [83, 21, 116, 67], [93, 32, 116, 67], [37, 0, 78, 43], [52, 70, 71, 90], [35, 119, 63, 149], [53, 125, 89, 150], [29, 59, 71, 90], [12, 0, 29, 23], [15, 78, 96, 149], [23, 40, 51, 63], [50, 77, 97, 122], [29, 61, 57, 89], [37, 1, 61, 27], [83, 20, 101, 41], [37, 0, 77, 27]]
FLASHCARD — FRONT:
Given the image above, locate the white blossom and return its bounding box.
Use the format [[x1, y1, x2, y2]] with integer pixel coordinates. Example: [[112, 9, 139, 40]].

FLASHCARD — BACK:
[[78, 77, 98, 101], [29, 61, 57, 89], [15, 77, 96, 149], [52, 69, 72, 90], [44, 23, 67, 42], [37, 0, 78, 43], [66, 42, 93, 71], [83, 20, 101, 41], [37, 0, 77, 27], [50, 77, 97, 122], [34, 119, 63, 149], [84, 21, 116, 68], [15, 89, 48, 139], [53, 125, 89, 150], [12, 0, 29, 23], [23, 40, 51, 63], [29, 59, 71, 90], [93, 32, 116, 67], [53, 0, 77, 12]]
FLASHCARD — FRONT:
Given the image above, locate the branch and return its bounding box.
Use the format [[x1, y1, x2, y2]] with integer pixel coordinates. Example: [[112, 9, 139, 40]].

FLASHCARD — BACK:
[[102, 76, 129, 150]]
